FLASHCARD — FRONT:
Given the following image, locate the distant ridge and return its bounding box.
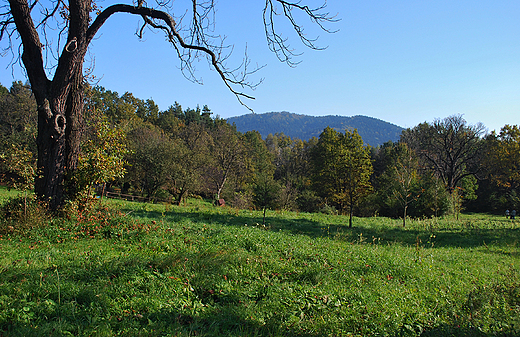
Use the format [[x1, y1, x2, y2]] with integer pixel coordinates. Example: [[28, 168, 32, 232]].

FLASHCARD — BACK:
[[227, 111, 404, 147]]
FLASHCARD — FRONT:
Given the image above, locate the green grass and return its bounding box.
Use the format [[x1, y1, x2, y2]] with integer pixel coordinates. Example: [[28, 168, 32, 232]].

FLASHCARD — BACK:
[[0, 189, 519, 336], [0, 187, 21, 204]]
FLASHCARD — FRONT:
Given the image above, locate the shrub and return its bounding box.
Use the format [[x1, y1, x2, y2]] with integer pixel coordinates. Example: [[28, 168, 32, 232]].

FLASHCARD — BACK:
[[296, 189, 321, 213], [230, 191, 253, 209], [0, 195, 49, 235], [319, 203, 338, 215]]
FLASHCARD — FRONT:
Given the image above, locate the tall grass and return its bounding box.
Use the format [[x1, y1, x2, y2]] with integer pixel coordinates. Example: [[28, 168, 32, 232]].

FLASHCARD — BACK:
[[0, 188, 519, 336]]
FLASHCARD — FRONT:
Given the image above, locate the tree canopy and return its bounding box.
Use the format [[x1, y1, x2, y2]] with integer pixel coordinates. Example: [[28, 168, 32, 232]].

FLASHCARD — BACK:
[[401, 114, 485, 195], [310, 127, 373, 227]]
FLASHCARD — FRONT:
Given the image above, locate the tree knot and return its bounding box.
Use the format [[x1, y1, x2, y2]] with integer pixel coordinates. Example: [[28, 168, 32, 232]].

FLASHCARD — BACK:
[[38, 99, 52, 119], [65, 37, 77, 53], [52, 114, 66, 139]]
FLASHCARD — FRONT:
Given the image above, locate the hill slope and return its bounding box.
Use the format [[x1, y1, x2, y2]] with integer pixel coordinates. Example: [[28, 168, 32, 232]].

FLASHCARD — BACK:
[[227, 111, 404, 147]]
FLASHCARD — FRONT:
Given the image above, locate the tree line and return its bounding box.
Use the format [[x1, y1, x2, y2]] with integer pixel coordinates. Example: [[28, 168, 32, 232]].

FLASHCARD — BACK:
[[1, 81, 519, 225], [2, 0, 337, 211]]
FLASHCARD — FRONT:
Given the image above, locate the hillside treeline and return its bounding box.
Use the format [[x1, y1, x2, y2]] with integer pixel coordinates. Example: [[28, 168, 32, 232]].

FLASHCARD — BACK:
[[1, 81, 518, 223], [227, 112, 404, 147]]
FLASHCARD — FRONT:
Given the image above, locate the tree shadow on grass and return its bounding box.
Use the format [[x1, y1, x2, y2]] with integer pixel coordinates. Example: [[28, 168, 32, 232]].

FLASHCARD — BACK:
[[0, 249, 325, 337], [126, 208, 520, 251], [419, 324, 520, 337]]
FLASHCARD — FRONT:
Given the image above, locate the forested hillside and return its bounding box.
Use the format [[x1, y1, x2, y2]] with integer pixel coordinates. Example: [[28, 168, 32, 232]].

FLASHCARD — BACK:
[[227, 111, 404, 146]]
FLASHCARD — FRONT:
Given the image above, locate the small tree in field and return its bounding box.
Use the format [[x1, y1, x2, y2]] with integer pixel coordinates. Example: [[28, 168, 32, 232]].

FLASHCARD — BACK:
[[387, 144, 421, 227], [311, 127, 373, 227], [207, 123, 247, 202], [252, 172, 280, 227], [75, 117, 129, 200]]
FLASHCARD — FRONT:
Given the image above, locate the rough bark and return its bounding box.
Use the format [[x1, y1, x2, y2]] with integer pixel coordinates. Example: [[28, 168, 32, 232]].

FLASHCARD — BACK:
[[8, 0, 89, 210]]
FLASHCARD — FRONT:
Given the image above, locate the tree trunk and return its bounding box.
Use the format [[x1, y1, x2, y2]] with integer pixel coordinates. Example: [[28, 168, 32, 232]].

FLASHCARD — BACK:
[[33, 62, 85, 211], [9, 0, 88, 210], [34, 100, 66, 210], [403, 205, 408, 227], [215, 174, 227, 201], [176, 189, 188, 206]]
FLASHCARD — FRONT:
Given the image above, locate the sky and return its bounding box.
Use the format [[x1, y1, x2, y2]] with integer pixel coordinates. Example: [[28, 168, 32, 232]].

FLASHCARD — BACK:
[[1, 0, 520, 133]]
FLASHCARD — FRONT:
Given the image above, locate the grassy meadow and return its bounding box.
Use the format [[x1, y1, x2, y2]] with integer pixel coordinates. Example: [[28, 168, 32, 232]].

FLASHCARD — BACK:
[[0, 188, 519, 336]]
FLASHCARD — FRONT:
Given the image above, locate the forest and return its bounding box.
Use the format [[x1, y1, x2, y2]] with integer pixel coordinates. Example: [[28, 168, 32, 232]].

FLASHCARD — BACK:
[[1, 81, 519, 224], [227, 112, 404, 147]]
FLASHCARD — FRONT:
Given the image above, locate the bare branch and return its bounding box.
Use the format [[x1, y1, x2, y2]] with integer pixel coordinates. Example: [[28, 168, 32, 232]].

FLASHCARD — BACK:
[[3, 0, 338, 112], [5, 0, 49, 98], [35, 0, 62, 29], [264, 0, 339, 66], [87, 3, 262, 110]]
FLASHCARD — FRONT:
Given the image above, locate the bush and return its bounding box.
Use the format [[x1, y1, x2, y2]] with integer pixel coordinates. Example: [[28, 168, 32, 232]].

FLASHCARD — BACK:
[[0, 195, 49, 235], [296, 189, 321, 213], [319, 203, 338, 215], [230, 191, 252, 209]]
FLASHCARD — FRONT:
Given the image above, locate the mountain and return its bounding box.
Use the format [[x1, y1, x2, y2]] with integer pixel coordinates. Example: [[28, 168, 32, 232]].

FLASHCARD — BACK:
[[227, 111, 404, 147]]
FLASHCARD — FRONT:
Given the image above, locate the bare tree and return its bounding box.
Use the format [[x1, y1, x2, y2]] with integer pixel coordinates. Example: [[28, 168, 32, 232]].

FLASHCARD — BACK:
[[0, 0, 337, 210], [388, 144, 421, 227], [401, 114, 486, 195], [206, 123, 247, 201]]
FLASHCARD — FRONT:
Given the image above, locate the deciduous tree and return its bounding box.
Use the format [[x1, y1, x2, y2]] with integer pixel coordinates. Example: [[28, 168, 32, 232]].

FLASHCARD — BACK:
[[311, 127, 373, 227], [206, 123, 247, 201], [380, 143, 421, 227], [1, 0, 336, 210], [167, 122, 212, 205], [0, 81, 37, 153], [252, 171, 281, 226], [372, 141, 449, 219], [483, 125, 520, 210], [75, 117, 129, 198], [126, 125, 174, 199], [401, 114, 485, 196]]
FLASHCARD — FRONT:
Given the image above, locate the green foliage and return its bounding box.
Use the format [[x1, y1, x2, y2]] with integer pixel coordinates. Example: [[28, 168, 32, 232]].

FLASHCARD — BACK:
[[126, 125, 176, 199], [0, 144, 36, 192], [401, 114, 485, 197], [84, 86, 159, 124], [0, 81, 37, 154], [373, 142, 450, 221], [481, 125, 520, 212], [169, 123, 212, 204], [75, 118, 129, 196], [252, 171, 281, 225], [244, 130, 274, 175], [311, 127, 373, 227], [0, 145, 37, 219], [296, 189, 321, 213], [414, 173, 450, 218], [380, 143, 421, 226], [205, 123, 247, 201], [449, 176, 479, 219], [2, 78, 515, 221], [0, 82, 37, 214]]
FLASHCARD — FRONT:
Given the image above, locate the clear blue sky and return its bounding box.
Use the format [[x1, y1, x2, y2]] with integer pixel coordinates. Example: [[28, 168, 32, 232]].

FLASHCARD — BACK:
[[1, 0, 519, 133]]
